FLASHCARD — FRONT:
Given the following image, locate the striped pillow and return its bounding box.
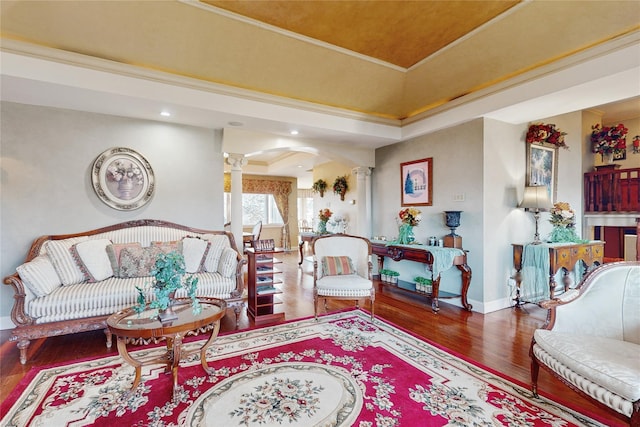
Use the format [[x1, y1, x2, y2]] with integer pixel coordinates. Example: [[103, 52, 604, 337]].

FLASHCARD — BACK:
[[44, 237, 89, 285], [16, 255, 62, 297], [321, 256, 356, 276]]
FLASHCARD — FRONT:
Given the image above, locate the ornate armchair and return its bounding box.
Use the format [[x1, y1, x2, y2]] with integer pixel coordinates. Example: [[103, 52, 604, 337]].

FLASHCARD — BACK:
[[530, 261, 640, 425], [312, 234, 375, 320]]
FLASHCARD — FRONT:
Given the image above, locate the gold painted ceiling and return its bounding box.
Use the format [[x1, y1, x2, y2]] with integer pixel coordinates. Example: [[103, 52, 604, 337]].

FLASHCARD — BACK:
[[1, 1, 639, 120], [202, 0, 520, 68]]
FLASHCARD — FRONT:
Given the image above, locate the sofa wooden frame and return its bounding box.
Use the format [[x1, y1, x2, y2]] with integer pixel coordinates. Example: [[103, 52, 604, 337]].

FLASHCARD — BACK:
[[3, 219, 246, 364]]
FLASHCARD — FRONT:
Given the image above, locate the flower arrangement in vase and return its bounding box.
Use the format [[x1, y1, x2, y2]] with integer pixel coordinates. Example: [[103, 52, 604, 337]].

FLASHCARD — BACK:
[[312, 179, 328, 197], [526, 123, 568, 149], [317, 208, 333, 234], [134, 251, 200, 320], [332, 175, 349, 201], [395, 208, 421, 244], [548, 202, 585, 244], [590, 123, 627, 162]]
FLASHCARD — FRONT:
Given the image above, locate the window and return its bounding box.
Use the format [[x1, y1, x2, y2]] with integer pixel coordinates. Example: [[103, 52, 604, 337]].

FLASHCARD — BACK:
[[224, 193, 283, 225], [297, 191, 314, 229]]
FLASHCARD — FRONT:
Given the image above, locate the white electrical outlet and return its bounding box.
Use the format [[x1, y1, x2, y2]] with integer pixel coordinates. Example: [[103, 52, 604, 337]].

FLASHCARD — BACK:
[[453, 193, 465, 202]]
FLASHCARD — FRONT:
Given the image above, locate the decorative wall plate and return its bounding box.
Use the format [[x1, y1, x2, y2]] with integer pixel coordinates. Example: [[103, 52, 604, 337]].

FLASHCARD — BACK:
[[92, 147, 154, 210]]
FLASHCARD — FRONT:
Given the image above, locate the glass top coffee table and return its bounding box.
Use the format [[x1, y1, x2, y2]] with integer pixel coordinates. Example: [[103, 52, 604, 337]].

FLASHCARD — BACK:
[[107, 297, 226, 400]]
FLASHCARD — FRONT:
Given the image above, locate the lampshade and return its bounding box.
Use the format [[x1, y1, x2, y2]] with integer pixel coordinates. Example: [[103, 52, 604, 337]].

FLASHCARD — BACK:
[[518, 185, 553, 211]]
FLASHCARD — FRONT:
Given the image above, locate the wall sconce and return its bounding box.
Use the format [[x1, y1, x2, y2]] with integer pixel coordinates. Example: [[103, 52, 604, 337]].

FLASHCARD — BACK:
[[518, 185, 553, 244]]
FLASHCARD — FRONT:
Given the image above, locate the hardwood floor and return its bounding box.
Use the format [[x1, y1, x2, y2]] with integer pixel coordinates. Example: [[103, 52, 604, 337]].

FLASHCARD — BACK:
[[0, 251, 627, 425]]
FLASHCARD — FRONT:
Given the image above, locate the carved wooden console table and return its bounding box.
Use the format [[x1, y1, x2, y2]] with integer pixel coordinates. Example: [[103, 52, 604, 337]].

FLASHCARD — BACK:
[[371, 242, 472, 312], [512, 241, 604, 302]]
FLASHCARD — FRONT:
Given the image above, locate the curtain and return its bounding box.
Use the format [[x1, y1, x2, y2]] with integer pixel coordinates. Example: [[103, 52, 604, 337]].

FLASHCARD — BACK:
[[224, 174, 293, 249]]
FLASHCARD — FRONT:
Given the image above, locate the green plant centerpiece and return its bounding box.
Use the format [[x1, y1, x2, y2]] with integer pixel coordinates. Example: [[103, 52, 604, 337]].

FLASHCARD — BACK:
[[134, 251, 200, 320], [312, 179, 328, 197]]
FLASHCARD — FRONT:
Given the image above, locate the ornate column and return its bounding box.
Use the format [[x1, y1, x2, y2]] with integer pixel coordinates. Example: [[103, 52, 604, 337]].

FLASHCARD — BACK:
[[352, 166, 372, 238], [226, 153, 247, 249]]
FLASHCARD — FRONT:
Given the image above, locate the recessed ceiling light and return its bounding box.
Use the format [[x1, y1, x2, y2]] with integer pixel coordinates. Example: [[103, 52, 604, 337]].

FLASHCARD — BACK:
[[228, 121, 244, 127], [160, 111, 171, 117], [290, 130, 299, 135]]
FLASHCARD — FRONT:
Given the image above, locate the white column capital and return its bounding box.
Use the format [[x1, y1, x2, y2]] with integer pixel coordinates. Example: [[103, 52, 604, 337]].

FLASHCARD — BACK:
[[352, 166, 372, 177], [226, 153, 248, 170]]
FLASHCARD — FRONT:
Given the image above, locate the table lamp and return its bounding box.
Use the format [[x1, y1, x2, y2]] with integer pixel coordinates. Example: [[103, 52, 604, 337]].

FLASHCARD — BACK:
[[518, 185, 553, 244]]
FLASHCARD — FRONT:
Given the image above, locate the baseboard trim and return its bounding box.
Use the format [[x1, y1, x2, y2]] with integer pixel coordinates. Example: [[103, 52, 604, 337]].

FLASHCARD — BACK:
[[0, 316, 15, 331]]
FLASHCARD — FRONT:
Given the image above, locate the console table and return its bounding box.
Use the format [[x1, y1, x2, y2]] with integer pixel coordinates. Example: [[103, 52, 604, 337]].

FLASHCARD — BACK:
[[298, 232, 318, 265], [512, 241, 604, 302], [371, 242, 472, 312]]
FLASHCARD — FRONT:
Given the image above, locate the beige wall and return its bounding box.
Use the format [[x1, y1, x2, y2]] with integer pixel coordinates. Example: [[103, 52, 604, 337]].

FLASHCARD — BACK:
[[0, 102, 226, 328], [312, 162, 358, 234]]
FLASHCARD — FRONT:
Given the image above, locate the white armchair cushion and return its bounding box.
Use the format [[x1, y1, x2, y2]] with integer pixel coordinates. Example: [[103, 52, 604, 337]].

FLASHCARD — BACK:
[[316, 274, 372, 297], [534, 330, 640, 402]]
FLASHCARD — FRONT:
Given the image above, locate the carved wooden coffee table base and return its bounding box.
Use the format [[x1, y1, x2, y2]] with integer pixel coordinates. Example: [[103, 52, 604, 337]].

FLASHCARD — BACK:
[[107, 297, 226, 400]]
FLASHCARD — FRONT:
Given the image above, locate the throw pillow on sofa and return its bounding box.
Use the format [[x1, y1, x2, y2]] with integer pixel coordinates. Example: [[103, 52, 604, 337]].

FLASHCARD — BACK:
[[71, 239, 114, 282], [106, 242, 142, 277], [182, 237, 209, 273], [119, 246, 164, 278], [43, 237, 89, 286], [218, 247, 238, 278], [16, 255, 62, 298], [203, 234, 230, 273]]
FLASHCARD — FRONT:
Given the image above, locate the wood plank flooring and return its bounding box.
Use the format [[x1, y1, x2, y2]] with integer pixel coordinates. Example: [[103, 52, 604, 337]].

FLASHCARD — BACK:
[[0, 251, 627, 425]]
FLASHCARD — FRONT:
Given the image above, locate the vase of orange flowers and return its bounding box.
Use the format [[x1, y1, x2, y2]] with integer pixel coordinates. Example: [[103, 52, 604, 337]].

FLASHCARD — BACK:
[[317, 208, 332, 234], [396, 208, 421, 244]]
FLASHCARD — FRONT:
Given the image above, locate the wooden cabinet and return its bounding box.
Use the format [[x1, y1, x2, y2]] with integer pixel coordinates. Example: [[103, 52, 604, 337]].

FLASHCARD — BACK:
[[246, 247, 285, 325]]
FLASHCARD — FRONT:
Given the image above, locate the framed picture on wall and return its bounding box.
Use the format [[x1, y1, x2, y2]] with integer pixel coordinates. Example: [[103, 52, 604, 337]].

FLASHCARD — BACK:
[[400, 157, 433, 206], [91, 147, 155, 210], [526, 143, 557, 203]]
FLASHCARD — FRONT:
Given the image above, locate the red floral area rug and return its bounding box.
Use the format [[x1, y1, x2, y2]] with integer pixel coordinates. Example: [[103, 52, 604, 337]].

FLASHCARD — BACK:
[[1, 310, 607, 426]]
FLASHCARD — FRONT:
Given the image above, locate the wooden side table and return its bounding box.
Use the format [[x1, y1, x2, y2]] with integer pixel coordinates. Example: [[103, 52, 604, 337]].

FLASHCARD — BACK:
[[107, 297, 226, 400], [512, 242, 604, 302]]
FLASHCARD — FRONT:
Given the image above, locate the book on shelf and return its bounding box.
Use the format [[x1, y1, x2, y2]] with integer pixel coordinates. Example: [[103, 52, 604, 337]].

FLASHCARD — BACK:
[[257, 285, 278, 295], [257, 276, 273, 284]]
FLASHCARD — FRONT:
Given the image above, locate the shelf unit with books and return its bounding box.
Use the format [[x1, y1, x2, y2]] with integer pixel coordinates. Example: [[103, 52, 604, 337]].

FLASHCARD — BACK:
[[246, 244, 285, 325]]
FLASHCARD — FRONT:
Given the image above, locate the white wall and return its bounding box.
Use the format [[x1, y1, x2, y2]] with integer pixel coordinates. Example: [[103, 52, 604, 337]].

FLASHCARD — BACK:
[[0, 102, 226, 328]]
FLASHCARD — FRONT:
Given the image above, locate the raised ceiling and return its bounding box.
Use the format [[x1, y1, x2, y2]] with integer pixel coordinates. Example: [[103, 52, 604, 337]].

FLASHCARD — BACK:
[[1, 1, 639, 186], [203, 0, 520, 68], [2, 0, 638, 121]]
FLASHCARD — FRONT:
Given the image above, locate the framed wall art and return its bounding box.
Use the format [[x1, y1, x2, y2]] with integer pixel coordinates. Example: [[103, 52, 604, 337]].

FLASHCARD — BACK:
[[400, 157, 433, 206], [92, 147, 155, 210], [526, 142, 557, 203]]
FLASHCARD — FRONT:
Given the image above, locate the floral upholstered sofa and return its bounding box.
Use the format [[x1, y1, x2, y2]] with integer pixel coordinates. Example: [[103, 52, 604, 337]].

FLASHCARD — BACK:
[[3, 219, 246, 364]]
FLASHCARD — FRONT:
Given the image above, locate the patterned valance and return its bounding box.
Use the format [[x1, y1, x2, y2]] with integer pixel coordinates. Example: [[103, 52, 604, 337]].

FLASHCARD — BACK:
[[223, 174, 293, 249], [223, 174, 292, 196]]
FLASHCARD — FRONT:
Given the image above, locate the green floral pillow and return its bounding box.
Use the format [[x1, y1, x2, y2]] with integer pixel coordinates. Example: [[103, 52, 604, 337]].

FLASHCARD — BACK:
[[118, 246, 163, 278]]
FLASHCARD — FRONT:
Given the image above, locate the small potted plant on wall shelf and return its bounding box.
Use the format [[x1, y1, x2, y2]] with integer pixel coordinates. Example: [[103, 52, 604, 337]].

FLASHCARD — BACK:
[[333, 175, 349, 201], [312, 179, 328, 197]]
